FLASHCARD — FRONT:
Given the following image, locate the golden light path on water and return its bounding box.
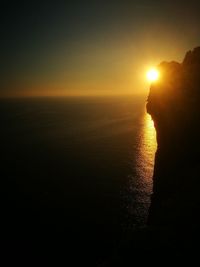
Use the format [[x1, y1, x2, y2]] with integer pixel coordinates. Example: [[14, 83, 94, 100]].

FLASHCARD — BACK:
[[128, 110, 157, 225], [138, 112, 157, 190]]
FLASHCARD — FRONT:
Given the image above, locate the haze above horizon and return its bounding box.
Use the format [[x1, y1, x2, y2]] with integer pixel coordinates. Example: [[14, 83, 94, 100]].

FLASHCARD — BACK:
[[1, 1, 200, 97]]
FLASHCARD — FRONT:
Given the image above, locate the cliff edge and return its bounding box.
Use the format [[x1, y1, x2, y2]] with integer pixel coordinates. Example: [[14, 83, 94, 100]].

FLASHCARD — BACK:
[[147, 47, 200, 227]]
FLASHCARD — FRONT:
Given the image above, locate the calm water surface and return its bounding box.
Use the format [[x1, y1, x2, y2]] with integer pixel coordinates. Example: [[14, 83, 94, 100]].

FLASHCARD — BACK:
[[0, 95, 156, 264]]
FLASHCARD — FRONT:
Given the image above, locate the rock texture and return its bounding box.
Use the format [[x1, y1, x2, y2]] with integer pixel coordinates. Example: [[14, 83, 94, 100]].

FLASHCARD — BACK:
[[147, 47, 200, 227]]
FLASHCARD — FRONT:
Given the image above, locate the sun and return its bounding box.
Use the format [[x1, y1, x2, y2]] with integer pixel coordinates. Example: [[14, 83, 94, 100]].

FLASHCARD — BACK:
[[146, 68, 159, 82]]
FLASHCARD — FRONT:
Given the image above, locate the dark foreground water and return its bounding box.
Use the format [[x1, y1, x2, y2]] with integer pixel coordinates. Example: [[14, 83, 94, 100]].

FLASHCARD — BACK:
[[0, 95, 156, 265]]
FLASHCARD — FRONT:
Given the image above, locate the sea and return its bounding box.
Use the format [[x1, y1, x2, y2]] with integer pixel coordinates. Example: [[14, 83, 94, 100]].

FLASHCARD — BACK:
[[0, 95, 156, 265]]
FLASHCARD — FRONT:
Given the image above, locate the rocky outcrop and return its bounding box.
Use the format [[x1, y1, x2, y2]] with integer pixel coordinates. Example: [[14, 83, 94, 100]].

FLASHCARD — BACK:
[[147, 47, 200, 227]]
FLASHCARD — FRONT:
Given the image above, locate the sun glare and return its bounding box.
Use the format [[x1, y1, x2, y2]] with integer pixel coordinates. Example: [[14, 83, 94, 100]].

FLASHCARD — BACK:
[[146, 68, 159, 82]]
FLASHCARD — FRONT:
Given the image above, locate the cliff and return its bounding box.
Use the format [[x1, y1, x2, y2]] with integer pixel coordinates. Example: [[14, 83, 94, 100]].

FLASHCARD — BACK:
[[147, 47, 200, 227], [101, 49, 200, 266]]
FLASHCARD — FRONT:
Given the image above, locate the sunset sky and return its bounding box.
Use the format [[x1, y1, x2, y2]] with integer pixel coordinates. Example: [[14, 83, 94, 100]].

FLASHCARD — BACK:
[[1, 0, 200, 97]]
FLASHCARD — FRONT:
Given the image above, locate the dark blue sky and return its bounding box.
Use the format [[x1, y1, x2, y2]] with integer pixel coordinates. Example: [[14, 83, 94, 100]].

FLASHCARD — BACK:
[[1, 0, 200, 96]]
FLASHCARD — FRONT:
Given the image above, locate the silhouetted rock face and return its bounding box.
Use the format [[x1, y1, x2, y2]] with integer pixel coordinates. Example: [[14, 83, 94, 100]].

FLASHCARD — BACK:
[[147, 47, 200, 227]]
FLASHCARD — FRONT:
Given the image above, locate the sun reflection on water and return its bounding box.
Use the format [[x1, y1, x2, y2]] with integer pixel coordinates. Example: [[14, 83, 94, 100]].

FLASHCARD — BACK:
[[137, 112, 157, 189], [128, 111, 157, 225]]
